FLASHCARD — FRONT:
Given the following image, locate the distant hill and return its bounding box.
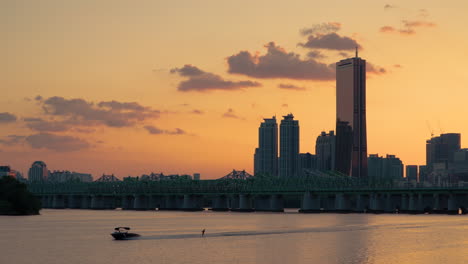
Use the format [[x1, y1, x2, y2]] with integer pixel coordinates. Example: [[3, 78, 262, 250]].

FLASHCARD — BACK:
[[0, 177, 41, 215]]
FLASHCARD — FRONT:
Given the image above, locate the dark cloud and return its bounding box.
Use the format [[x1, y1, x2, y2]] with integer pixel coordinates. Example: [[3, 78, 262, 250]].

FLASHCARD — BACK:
[[367, 63, 387, 75], [191, 109, 204, 115], [0, 112, 17, 123], [282, 104, 288, 108], [144, 125, 187, 135], [40, 96, 160, 128], [227, 42, 335, 80], [338, 52, 350, 58], [298, 32, 361, 51], [300, 22, 341, 36], [278, 84, 307, 91], [384, 4, 396, 10], [394, 64, 402, 68], [25, 118, 70, 132], [0, 135, 26, 146], [171, 65, 261, 92], [307, 50, 326, 59], [25, 133, 90, 151], [35, 95, 43, 101], [222, 108, 243, 119], [380, 20, 436, 35]]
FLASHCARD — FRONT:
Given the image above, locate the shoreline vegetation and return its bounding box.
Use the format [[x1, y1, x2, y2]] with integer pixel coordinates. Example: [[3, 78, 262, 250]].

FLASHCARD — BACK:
[[0, 177, 41, 215]]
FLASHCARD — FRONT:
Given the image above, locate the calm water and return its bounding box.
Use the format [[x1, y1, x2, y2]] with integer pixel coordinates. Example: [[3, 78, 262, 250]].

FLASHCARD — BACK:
[[1, 209, 468, 264]]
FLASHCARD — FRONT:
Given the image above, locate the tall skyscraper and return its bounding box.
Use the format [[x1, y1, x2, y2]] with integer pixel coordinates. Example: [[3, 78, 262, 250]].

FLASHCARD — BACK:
[[254, 116, 278, 177], [316, 131, 336, 171], [28, 161, 49, 182], [279, 114, 299, 178], [335, 52, 368, 177]]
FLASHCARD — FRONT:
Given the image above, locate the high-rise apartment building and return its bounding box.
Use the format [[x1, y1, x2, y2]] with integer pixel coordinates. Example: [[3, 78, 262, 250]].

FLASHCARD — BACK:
[[316, 131, 336, 171], [426, 133, 461, 170], [406, 165, 418, 182], [335, 53, 368, 177], [367, 154, 403, 179], [279, 114, 299, 178], [28, 161, 49, 182], [254, 116, 278, 177]]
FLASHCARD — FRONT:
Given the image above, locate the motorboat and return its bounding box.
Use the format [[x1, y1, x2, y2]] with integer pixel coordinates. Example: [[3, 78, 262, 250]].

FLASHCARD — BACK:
[[111, 227, 141, 240]]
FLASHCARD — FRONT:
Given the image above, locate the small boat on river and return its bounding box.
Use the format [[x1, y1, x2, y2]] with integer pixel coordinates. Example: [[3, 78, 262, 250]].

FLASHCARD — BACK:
[[111, 227, 140, 240]]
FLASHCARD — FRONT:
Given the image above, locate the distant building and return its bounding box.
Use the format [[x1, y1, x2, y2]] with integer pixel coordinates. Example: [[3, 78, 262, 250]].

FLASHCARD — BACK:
[[28, 161, 49, 182], [335, 53, 368, 177], [48, 171, 93, 182], [367, 154, 403, 179], [316, 131, 336, 171], [0, 166, 13, 178], [406, 165, 418, 182], [419, 165, 428, 183], [299, 152, 317, 176], [279, 114, 299, 178], [426, 133, 461, 171], [254, 116, 278, 177], [193, 173, 201, 180]]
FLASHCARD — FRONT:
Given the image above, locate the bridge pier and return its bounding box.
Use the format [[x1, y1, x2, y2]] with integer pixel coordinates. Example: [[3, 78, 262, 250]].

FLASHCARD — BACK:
[[322, 194, 336, 212], [122, 195, 135, 210], [182, 194, 204, 211], [212, 195, 229, 211], [52, 195, 65, 209], [68, 195, 82, 209], [91, 195, 104, 209], [334, 193, 352, 212], [299, 192, 321, 213], [41, 196, 50, 208], [270, 194, 284, 212], [229, 195, 240, 210], [355, 194, 370, 212], [134, 195, 150, 210], [149, 195, 162, 210], [369, 193, 384, 213], [237, 194, 253, 212], [160, 195, 183, 210]]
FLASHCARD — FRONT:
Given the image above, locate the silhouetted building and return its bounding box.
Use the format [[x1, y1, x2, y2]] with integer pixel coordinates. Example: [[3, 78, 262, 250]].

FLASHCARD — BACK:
[[279, 114, 299, 178], [335, 53, 368, 177], [299, 152, 317, 176], [254, 116, 278, 177], [48, 171, 93, 182], [316, 131, 336, 171], [193, 173, 201, 180], [406, 165, 418, 182], [426, 133, 461, 170], [28, 161, 48, 182], [367, 154, 403, 179], [419, 165, 428, 183]]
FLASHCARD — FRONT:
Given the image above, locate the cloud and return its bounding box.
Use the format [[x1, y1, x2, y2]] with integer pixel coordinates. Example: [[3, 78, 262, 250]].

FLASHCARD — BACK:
[[25, 133, 90, 151], [227, 42, 335, 80], [306, 50, 326, 59], [384, 4, 396, 10], [171, 65, 261, 92], [298, 32, 361, 51], [282, 104, 288, 107], [367, 63, 387, 75], [380, 26, 396, 33], [300, 22, 341, 36], [222, 108, 243, 119], [144, 125, 187, 135], [0, 135, 26, 146], [0, 112, 17, 123], [191, 109, 204, 115], [394, 64, 402, 68], [338, 52, 350, 58], [278, 84, 307, 91], [380, 20, 436, 36], [40, 96, 160, 128]]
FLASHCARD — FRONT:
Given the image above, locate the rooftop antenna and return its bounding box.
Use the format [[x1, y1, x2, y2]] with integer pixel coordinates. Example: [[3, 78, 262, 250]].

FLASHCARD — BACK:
[[355, 46, 358, 58]]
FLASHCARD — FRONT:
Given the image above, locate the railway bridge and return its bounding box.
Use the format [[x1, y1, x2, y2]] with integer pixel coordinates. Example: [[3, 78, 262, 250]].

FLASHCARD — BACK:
[[28, 171, 468, 214]]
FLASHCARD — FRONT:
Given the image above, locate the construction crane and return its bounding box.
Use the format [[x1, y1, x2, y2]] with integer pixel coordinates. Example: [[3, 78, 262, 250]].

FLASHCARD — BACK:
[[426, 121, 434, 138]]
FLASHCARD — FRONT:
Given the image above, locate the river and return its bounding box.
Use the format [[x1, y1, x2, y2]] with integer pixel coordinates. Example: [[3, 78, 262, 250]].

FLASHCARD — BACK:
[[1, 209, 467, 264]]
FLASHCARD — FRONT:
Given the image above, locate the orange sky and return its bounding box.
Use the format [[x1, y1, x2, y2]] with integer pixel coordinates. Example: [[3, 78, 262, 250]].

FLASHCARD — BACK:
[[2, 0, 468, 179]]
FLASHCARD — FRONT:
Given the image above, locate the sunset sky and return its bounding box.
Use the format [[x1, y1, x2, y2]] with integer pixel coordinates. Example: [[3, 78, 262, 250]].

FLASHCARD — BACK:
[[2, 0, 468, 179]]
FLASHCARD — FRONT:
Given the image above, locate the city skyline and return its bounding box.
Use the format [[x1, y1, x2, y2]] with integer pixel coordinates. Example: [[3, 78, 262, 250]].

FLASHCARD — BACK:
[[2, 1, 468, 178]]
